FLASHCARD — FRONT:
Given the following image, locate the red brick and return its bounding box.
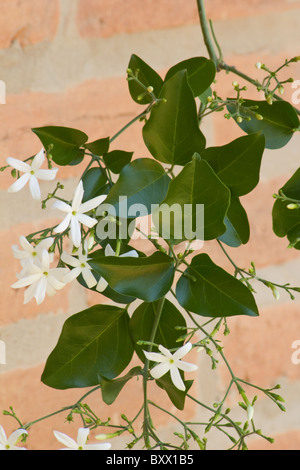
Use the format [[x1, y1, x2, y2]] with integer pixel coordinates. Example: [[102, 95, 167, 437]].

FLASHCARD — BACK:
[[77, 0, 300, 39], [0, 359, 197, 450], [219, 301, 300, 389], [0, 0, 60, 49], [0, 77, 146, 190], [249, 429, 300, 450]]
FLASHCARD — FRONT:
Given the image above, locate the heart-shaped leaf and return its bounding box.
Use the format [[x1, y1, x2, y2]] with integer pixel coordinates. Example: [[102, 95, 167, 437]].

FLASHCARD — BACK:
[[176, 253, 259, 318]]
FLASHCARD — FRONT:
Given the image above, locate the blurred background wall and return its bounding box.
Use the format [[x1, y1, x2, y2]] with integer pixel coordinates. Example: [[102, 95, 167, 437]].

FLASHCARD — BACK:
[[0, 0, 300, 450]]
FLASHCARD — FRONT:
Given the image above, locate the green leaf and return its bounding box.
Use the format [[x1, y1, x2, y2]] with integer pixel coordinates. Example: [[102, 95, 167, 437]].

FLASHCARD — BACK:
[[127, 54, 164, 104], [102, 158, 170, 219], [81, 167, 108, 203], [129, 299, 187, 363], [143, 70, 206, 166], [91, 252, 175, 302], [78, 248, 137, 305], [272, 167, 300, 248], [83, 137, 110, 156], [103, 150, 133, 174], [227, 100, 299, 149], [201, 132, 265, 196], [176, 253, 259, 318], [156, 375, 193, 411], [32, 126, 88, 165], [41, 305, 134, 389], [165, 57, 216, 97], [100, 366, 142, 405], [152, 155, 231, 242], [218, 197, 250, 247]]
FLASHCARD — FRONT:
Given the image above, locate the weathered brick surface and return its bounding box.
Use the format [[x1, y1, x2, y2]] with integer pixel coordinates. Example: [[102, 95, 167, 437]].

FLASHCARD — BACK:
[[0, 0, 60, 49], [77, 0, 300, 38]]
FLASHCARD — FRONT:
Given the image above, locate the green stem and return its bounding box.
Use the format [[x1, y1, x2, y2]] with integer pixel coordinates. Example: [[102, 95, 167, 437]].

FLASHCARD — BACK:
[[196, 0, 218, 66]]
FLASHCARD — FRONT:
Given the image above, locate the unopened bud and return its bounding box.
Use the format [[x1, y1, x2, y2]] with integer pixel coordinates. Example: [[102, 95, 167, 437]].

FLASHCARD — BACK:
[[255, 113, 263, 121], [255, 62, 262, 69], [247, 405, 254, 421], [232, 81, 239, 88], [147, 86, 154, 93], [266, 95, 273, 105], [278, 86, 284, 95], [237, 116, 243, 123], [287, 203, 299, 210]]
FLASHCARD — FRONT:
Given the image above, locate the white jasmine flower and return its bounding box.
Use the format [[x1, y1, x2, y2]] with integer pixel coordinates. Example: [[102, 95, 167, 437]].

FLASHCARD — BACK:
[[96, 243, 139, 293], [7, 149, 58, 200], [61, 240, 97, 288], [11, 249, 68, 305], [0, 425, 28, 450], [53, 180, 106, 248], [143, 342, 198, 391], [53, 427, 111, 451], [12, 237, 55, 277]]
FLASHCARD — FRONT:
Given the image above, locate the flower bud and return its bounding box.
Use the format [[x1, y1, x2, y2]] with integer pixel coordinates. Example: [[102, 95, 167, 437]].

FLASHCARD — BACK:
[[278, 86, 284, 95], [237, 116, 243, 123], [255, 62, 262, 69], [232, 81, 239, 89], [247, 405, 254, 421], [255, 113, 263, 121], [287, 203, 299, 210], [147, 86, 154, 93], [266, 95, 273, 105]]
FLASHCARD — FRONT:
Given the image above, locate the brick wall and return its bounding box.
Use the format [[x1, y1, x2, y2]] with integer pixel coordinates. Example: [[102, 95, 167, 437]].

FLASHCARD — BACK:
[[0, 0, 300, 450]]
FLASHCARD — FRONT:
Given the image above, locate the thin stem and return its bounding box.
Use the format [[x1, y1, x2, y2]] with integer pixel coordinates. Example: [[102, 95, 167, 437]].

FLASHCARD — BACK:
[[109, 109, 149, 144], [196, 0, 218, 66]]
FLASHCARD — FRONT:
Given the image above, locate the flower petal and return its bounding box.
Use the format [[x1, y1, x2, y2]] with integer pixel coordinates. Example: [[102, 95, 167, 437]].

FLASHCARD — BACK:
[[76, 213, 97, 228], [72, 180, 84, 212], [70, 217, 82, 247], [150, 362, 170, 380], [0, 425, 7, 446], [37, 237, 54, 253], [52, 200, 72, 213], [7, 429, 27, 446], [47, 273, 66, 291], [24, 282, 39, 304], [11, 273, 42, 289], [31, 148, 45, 170], [53, 431, 78, 449], [61, 251, 80, 268], [176, 360, 198, 373], [8, 173, 30, 193], [77, 428, 90, 447], [6, 157, 31, 173], [82, 267, 97, 288], [29, 175, 41, 200], [96, 277, 108, 292], [54, 213, 72, 234], [170, 365, 185, 391], [79, 194, 107, 214], [35, 168, 58, 181], [84, 443, 112, 450], [173, 342, 192, 361], [143, 350, 168, 363], [120, 250, 139, 258], [158, 344, 173, 359], [104, 244, 115, 257], [63, 267, 82, 284], [34, 277, 47, 304]]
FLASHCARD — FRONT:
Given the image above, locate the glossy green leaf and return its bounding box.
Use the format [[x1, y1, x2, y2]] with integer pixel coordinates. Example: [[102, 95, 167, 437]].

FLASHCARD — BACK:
[[41, 305, 134, 389], [77, 248, 137, 305], [32, 126, 88, 165], [100, 366, 142, 405], [156, 375, 193, 411], [81, 167, 108, 203], [143, 70, 206, 165], [165, 57, 216, 97], [91, 252, 175, 302], [83, 137, 110, 156], [103, 150, 133, 174], [129, 299, 186, 363], [127, 54, 164, 104], [102, 158, 170, 219], [272, 167, 300, 248], [152, 155, 231, 242], [201, 132, 265, 196], [218, 197, 250, 247], [227, 100, 299, 149], [176, 253, 259, 318]]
